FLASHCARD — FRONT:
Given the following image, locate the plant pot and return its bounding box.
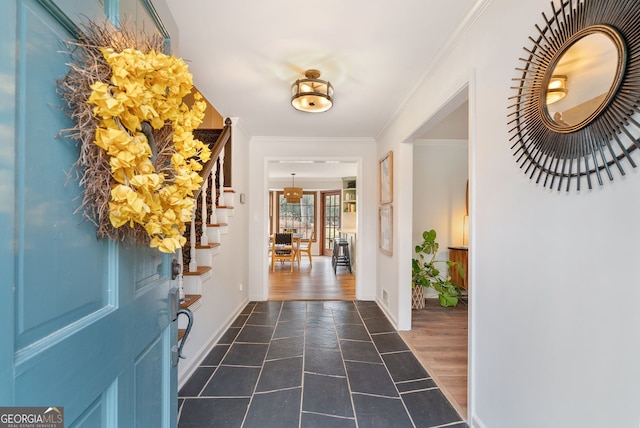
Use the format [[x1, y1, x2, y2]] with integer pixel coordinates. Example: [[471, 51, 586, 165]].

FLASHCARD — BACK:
[[411, 286, 425, 310]]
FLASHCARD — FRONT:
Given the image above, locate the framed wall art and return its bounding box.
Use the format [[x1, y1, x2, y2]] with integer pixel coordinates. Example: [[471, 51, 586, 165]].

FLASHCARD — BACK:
[[379, 205, 392, 255], [379, 151, 393, 204]]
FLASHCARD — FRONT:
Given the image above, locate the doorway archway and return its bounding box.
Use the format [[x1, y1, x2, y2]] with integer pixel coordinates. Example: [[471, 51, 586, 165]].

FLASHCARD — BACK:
[[402, 82, 473, 419]]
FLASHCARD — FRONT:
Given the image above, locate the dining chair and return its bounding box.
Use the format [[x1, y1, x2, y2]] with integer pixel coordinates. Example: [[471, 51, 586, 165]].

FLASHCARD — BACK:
[[271, 233, 298, 272], [297, 230, 314, 267]]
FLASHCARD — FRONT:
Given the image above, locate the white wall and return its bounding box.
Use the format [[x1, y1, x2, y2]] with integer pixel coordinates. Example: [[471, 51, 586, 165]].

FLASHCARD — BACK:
[[379, 0, 640, 427], [247, 137, 378, 303], [413, 140, 468, 297], [413, 140, 468, 247]]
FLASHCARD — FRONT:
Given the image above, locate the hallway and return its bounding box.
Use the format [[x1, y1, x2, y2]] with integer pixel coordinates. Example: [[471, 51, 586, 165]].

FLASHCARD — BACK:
[[268, 256, 355, 301], [177, 300, 466, 427]]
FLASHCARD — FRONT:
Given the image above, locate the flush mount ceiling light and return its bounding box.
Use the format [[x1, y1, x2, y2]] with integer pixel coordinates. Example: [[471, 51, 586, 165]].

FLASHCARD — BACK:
[[546, 75, 568, 104], [291, 69, 334, 113], [283, 173, 303, 203]]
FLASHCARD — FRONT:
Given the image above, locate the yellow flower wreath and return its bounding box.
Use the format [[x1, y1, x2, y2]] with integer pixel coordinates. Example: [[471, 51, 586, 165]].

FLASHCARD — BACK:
[[87, 47, 211, 253]]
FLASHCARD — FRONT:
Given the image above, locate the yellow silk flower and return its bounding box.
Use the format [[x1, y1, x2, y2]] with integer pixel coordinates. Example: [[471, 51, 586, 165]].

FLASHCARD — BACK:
[[88, 47, 210, 253]]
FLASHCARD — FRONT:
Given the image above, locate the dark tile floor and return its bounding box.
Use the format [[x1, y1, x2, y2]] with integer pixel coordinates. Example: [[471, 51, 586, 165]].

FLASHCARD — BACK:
[[178, 301, 467, 428]]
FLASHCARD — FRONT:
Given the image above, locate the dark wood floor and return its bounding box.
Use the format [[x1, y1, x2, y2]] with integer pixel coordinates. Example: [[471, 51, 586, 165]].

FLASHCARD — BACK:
[[268, 256, 468, 419]]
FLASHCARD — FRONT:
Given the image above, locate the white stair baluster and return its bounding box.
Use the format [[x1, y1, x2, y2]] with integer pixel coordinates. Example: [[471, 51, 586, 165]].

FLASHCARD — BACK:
[[209, 162, 217, 224], [200, 176, 209, 245], [218, 153, 225, 207], [189, 205, 198, 272]]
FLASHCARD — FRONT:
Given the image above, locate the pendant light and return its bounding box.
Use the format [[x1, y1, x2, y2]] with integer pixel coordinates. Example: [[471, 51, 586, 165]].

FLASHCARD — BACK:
[[283, 173, 303, 203]]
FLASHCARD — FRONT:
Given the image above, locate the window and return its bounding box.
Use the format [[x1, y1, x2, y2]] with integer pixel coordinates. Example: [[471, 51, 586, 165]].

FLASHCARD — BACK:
[[276, 191, 316, 240]]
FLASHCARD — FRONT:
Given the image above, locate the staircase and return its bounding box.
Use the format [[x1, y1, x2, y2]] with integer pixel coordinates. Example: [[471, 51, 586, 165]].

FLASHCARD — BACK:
[[176, 119, 235, 339]]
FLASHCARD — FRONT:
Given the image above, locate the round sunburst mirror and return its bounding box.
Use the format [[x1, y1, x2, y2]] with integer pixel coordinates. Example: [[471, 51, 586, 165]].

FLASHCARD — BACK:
[[508, 0, 640, 191]]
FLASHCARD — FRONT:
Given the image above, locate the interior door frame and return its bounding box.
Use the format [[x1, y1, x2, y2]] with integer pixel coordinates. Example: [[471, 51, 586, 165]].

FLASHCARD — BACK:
[[407, 80, 474, 420], [320, 190, 341, 255]]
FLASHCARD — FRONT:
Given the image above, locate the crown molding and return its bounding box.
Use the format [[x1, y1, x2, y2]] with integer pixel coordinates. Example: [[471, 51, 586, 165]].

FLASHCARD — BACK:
[[376, 0, 493, 139]]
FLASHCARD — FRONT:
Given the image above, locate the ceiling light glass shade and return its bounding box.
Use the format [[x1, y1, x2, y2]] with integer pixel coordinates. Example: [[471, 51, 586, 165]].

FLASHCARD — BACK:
[[291, 69, 334, 113], [546, 75, 568, 104]]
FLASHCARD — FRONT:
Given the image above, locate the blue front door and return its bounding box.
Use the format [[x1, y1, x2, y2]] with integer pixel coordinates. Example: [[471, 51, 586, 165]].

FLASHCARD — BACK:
[[0, 1, 178, 426]]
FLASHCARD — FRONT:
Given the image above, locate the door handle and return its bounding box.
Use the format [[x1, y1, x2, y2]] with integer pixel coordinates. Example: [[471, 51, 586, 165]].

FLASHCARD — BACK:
[[172, 308, 193, 367]]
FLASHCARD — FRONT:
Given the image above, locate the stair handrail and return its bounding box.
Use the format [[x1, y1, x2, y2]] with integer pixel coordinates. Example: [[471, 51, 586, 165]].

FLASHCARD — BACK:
[[180, 118, 232, 277], [193, 117, 232, 201]]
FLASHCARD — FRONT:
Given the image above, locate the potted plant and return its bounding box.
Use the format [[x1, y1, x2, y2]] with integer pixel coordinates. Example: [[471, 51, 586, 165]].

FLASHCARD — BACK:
[[411, 275, 426, 310], [412, 229, 463, 307]]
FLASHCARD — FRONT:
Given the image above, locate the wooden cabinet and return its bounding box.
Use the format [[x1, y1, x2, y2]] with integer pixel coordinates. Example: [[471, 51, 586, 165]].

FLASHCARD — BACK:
[[448, 246, 468, 290]]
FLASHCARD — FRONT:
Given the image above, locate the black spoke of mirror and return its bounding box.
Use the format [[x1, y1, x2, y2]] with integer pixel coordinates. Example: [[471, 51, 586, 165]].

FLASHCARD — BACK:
[[509, 0, 640, 191]]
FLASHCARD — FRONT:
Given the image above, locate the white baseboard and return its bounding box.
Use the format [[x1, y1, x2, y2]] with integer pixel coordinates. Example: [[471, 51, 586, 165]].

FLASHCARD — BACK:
[[470, 414, 487, 428], [375, 297, 399, 329]]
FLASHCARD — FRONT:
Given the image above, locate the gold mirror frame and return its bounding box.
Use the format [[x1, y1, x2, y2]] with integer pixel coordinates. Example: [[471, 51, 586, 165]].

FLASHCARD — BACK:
[[508, 0, 640, 191]]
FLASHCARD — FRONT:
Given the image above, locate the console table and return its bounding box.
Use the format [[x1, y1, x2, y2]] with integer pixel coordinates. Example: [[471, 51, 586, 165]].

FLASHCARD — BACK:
[[448, 246, 468, 290]]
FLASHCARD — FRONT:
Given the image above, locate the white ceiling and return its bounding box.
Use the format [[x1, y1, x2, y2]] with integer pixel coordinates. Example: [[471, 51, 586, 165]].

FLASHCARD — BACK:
[[165, 0, 480, 140], [268, 160, 357, 180]]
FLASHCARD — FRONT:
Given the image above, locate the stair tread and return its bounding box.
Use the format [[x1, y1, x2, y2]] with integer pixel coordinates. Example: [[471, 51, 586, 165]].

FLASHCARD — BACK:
[[184, 242, 221, 249], [180, 294, 202, 309], [176, 295, 201, 341], [183, 266, 212, 275]]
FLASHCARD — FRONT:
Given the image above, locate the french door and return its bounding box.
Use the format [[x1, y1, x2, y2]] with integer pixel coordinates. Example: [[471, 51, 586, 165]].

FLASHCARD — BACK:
[[0, 1, 178, 426], [321, 191, 341, 255]]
